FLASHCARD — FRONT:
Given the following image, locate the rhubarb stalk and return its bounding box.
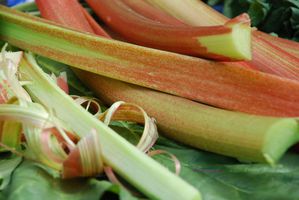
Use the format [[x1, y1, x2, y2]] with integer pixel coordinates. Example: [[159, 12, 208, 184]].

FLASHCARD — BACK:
[[34, 0, 299, 164], [120, 0, 186, 26], [1, 5, 299, 117], [0, 50, 25, 152], [35, 0, 94, 33], [77, 70, 299, 164], [254, 31, 299, 58], [85, 0, 252, 61], [145, 0, 299, 81], [145, 0, 227, 26], [19, 53, 201, 200], [145, 0, 299, 56]]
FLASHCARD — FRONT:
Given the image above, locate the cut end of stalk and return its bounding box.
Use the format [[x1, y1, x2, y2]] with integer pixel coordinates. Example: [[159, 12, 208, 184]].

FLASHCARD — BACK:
[[197, 24, 252, 61], [263, 119, 299, 165]]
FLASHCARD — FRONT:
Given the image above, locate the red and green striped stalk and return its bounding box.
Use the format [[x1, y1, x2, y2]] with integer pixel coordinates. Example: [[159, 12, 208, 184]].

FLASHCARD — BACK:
[[78, 71, 299, 164], [85, 0, 252, 61], [144, 0, 299, 81], [2, 5, 299, 117], [145, 0, 227, 27], [254, 31, 299, 58], [120, 0, 186, 26], [36, 0, 110, 38], [145, 0, 299, 57]]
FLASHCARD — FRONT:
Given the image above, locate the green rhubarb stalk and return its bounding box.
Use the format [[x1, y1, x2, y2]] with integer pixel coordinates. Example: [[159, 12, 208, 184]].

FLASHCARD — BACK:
[[35, 56, 92, 96], [145, 0, 299, 81], [0, 121, 22, 151], [0, 50, 27, 151], [19, 53, 201, 200], [2, 6, 299, 117], [0, 104, 50, 127]]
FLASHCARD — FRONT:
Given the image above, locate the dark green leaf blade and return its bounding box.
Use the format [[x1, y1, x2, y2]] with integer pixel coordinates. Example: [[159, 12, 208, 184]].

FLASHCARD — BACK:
[[1, 161, 137, 200], [154, 138, 299, 200], [0, 156, 22, 191]]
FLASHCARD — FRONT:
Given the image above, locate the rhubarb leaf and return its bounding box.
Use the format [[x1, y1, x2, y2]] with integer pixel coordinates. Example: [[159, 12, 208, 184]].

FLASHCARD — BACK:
[[109, 122, 142, 146], [153, 139, 299, 200], [210, 0, 299, 41], [0, 155, 22, 191], [12, 2, 38, 13], [1, 160, 137, 200]]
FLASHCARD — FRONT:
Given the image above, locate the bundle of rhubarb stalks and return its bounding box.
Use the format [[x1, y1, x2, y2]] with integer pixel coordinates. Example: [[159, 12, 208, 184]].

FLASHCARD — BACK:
[[1, 0, 299, 200]]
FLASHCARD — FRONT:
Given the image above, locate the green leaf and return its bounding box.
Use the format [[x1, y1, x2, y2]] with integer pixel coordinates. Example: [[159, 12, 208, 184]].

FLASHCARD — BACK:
[[109, 122, 142, 146], [0, 156, 22, 191], [1, 160, 137, 200], [221, 0, 299, 41], [153, 138, 299, 200], [247, 1, 270, 26], [206, 0, 223, 6], [12, 2, 38, 13], [223, 0, 250, 18], [290, 7, 299, 30]]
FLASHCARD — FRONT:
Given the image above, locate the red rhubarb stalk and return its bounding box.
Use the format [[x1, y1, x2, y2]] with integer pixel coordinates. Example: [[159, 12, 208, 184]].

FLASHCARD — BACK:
[[35, 0, 93, 32], [143, 0, 299, 81], [2, 5, 299, 117], [145, 0, 299, 57], [254, 31, 299, 58], [86, 0, 252, 61], [80, 6, 111, 38], [121, 0, 186, 26]]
